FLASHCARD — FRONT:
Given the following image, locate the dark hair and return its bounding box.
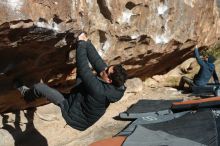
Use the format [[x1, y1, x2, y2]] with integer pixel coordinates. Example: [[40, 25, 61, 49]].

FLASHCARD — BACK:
[[109, 64, 128, 87]]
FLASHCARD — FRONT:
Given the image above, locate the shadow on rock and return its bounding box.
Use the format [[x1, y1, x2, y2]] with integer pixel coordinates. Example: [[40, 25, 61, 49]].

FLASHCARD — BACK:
[[1, 107, 48, 146]]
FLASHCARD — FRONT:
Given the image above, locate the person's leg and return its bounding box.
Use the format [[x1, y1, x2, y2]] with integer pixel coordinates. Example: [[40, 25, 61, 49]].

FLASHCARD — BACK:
[[179, 76, 194, 90], [22, 83, 65, 105]]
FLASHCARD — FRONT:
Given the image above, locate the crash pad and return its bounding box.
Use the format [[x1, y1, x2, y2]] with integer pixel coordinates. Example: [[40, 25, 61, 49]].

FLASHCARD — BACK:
[[89, 136, 126, 146]]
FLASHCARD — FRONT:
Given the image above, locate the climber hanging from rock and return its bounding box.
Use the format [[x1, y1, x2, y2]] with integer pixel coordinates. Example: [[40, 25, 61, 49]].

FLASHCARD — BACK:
[[179, 46, 219, 91], [14, 31, 128, 131]]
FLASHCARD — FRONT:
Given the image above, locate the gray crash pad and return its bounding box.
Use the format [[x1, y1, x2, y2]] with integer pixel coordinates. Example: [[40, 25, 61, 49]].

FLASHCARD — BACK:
[[119, 99, 181, 119]]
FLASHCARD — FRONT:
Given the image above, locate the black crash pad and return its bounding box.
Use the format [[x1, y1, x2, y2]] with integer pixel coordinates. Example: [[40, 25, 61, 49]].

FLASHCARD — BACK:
[[128, 110, 220, 146], [119, 99, 181, 119]]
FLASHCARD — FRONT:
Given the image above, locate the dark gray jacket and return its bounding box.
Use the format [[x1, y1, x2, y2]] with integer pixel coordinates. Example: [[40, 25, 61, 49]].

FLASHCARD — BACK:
[[60, 40, 126, 131], [193, 48, 219, 86]]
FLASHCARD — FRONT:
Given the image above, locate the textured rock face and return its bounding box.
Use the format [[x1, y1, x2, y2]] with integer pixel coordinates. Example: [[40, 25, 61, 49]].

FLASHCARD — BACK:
[[0, 0, 220, 112], [0, 22, 77, 113]]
